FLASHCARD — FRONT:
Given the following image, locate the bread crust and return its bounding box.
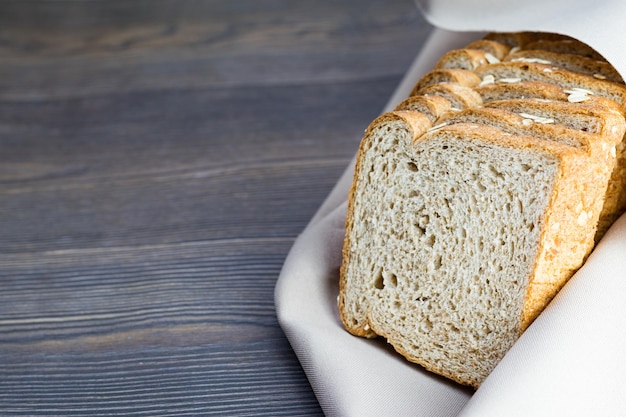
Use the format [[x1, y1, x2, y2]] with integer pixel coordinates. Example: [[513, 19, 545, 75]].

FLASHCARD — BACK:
[[415, 83, 483, 109], [410, 68, 482, 94], [464, 39, 512, 60], [394, 95, 452, 122], [435, 48, 495, 71]]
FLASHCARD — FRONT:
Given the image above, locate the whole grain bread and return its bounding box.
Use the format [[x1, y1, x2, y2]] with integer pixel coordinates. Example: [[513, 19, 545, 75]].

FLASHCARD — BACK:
[[340, 112, 606, 387], [339, 31, 626, 388]]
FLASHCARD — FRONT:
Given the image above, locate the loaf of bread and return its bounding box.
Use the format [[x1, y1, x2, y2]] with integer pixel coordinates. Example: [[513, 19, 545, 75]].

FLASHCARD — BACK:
[[339, 32, 626, 388]]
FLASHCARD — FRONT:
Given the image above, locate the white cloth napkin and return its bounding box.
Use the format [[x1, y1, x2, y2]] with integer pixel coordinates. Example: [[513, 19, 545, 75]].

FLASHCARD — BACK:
[[275, 3, 626, 415]]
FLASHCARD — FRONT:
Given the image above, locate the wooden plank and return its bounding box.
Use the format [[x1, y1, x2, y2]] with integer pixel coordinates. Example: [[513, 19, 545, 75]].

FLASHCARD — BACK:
[[1, 238, 323, 415], [0, 0, 430, 99], [0, 342, 322, 416], [0, 79, 401, 253]]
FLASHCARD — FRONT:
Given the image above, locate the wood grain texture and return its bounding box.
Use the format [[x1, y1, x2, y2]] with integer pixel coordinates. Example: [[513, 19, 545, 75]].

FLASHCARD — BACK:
[[0, 0, 432, 414]]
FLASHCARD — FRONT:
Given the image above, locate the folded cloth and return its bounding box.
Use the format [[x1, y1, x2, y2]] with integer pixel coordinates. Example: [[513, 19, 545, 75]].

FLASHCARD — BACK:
[[275, 4, 626, 415]]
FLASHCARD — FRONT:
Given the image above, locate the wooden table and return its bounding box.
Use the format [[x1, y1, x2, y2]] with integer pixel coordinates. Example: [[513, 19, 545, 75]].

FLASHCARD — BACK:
[[0, 1, 431, 414]]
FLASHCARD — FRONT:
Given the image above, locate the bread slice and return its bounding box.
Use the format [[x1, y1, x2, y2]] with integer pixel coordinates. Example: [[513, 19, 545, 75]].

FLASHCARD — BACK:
[[482, 99, 626, 238], [394, 95, 452, 123], [438, 106, 621, 240], [477, 81, 625, 113], [484, 98, 625, 137], [340, 111, 606, 388], [414, 83, 483, 110], [437, 106, 610, 150], [435, 48, 498, 71], [476, 79, 570, 102], [474, 61, 626, 109], [504, 49, 624, 83], [524, 39, 606, 61], [410, 68, 482, 94], [464, 39, 511, 60], [484, 31, 603, 60]]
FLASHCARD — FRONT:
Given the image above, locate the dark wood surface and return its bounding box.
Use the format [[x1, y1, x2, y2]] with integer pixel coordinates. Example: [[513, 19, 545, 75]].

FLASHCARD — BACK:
[[0, 1, 432, 415]]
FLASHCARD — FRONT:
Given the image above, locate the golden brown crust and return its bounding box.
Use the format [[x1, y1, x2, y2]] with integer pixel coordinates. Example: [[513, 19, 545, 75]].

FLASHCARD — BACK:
[[410, 68, 482, 94], [520, 129, 610, 330], [415, 83, 483, 109], [465, 39, 512, 60], [394, 95, 452, 122], [435, 48, 495, 71]]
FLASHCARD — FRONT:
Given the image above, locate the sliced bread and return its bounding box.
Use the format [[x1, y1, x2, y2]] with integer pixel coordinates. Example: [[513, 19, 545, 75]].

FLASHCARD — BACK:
[[340, 31, 626, 389], [340, 111, 606, 388]]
